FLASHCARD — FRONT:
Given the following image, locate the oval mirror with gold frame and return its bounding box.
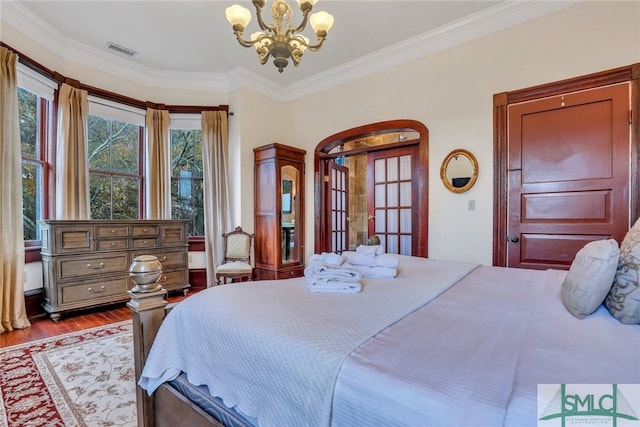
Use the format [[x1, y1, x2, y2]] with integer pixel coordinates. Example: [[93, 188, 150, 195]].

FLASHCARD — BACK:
[[440, 149, 479, 193]]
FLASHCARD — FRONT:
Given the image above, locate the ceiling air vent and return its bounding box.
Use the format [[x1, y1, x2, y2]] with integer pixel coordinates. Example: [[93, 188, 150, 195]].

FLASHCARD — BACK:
[[105, 42, 137, 57]]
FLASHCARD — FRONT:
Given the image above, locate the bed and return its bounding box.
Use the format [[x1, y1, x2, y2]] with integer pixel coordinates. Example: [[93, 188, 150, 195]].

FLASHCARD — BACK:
[[128, 254, 640, 427]]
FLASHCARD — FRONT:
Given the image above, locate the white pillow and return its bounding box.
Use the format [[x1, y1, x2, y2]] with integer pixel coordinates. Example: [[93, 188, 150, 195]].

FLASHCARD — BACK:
[[606, 218, 640, 324], [561, 239, 619, 319]]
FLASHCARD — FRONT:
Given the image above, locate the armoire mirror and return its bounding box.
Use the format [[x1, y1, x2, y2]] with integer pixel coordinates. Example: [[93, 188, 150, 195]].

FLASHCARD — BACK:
[[440, 149, 478, 193], [281, 165, 298, 263]]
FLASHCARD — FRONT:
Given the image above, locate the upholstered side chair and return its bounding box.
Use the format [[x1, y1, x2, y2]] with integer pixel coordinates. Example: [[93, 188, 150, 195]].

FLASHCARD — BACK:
[[216, 226, 254, 285]]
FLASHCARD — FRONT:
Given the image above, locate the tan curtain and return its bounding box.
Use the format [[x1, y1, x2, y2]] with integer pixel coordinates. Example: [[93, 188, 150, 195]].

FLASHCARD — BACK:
[[202, 111, 232, 287], [145, 108, 170, 219], [0, 46, 30, 333], [55, 83, 90, 219]]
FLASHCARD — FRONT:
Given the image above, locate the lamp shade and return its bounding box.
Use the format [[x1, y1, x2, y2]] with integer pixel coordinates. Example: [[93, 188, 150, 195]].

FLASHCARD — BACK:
[[309, 11, 334, 33], [226, 5, 252, 27], [251, 32, 272, 50]]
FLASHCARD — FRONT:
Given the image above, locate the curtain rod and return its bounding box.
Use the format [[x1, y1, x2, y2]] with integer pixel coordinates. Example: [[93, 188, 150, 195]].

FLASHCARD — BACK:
[[1, 42, 231, 115]]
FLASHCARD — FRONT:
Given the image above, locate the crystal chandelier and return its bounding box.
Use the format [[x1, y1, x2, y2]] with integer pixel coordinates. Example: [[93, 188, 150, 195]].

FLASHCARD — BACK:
[[225, 0, 334, 73]]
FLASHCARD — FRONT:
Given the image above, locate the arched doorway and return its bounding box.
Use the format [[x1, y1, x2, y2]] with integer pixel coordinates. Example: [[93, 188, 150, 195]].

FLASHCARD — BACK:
[[314, 119, 429, 257]]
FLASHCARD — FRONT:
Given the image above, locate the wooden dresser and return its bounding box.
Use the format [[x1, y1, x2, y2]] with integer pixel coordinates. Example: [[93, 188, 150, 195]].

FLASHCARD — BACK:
[[40, 220, 190, 321]]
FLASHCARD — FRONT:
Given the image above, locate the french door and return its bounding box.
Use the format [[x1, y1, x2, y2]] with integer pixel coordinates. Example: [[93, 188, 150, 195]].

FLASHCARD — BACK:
[[327, 162, 349, 253], [367, 146, 419, 255], [315, 119, 429, 257]]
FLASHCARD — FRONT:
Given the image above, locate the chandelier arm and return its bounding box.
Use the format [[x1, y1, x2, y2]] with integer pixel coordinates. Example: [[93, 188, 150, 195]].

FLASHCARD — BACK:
[[301, 35, 327, 51], [289, 8, 312, 36], [232, 30, 263, 48], [253, 2, 275, 32], [290, 47, 303, 67], [256, 47, 271, 65]]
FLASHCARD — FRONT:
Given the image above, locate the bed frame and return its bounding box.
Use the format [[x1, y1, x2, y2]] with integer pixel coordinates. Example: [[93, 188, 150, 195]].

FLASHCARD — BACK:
[[128, 287, 224, 427]]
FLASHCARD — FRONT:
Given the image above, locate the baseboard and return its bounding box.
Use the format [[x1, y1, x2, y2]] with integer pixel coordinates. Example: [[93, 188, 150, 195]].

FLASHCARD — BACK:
[[188, 269, 207, 292], [24, 288, 46, 319]]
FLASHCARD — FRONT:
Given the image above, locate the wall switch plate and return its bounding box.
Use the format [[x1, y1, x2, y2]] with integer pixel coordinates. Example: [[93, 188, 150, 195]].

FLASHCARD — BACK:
[[468, 200, 476, 211]]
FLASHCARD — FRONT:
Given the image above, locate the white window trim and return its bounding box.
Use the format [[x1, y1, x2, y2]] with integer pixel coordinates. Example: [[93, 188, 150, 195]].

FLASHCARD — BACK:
[[170, 113, 201, 130], [88, 96, 146, 126], [17, 63, 56, 101]]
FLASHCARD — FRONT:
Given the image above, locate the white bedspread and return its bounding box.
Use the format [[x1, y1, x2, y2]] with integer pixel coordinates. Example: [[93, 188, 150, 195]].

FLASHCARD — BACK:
[[139, 256, 478, 427], [504, 269, 640, 426], [331, 266, 640, 427]]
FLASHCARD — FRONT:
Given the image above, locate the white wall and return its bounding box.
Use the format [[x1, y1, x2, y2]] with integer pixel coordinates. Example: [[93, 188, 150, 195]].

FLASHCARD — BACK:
[[7, 1, 640, 290], [227, 88, 287, 231], [277, 1, 640, 265]]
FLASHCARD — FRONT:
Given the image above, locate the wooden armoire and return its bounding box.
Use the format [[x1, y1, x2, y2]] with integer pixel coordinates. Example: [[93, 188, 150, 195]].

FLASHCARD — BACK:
[[254, 143, 306, 280]]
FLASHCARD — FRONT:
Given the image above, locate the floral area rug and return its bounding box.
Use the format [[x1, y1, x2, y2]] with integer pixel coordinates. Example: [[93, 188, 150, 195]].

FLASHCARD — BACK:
[[0, 321, 136, 427]]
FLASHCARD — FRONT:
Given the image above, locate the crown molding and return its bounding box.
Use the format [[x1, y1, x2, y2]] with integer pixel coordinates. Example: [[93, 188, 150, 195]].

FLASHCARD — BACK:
[[227, 66, 288, 102], [1, 1, 230, 93], [2, 0, 579, 103], [281, 1, 579, 102]]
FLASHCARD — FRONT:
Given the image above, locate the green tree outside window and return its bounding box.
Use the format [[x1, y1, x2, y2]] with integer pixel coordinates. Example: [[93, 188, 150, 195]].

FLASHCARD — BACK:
[[18, 87, 43, 241], [171, 129, 204, 236], [88, 115, 141, 219]]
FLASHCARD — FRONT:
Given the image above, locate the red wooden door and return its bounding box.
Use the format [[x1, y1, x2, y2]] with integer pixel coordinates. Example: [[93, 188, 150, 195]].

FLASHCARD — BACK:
[[507, 83, 631, 269], [367, 145, 419, 255]]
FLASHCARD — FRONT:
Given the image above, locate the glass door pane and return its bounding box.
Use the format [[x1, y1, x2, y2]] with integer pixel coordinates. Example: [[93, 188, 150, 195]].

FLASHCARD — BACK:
[[281, 165, 298, 263]]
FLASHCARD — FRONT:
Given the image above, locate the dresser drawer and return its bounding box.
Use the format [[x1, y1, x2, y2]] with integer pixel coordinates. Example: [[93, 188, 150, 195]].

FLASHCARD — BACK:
[[161, 225, 187, 245], [157, 269, 188, 288], [61, 277, 130, 304], [132, 237, 159, 248], [131, 249, 185, 268], [58, 253, 129, 280], [96, 225, 129, 238], [96, 239, 129, 251], [132, 225, 159, 236], [55, 226, 95, 253]]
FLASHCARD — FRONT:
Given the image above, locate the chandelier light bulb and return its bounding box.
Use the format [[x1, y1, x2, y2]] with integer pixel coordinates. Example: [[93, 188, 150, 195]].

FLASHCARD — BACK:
[[226, 5, 252, 28], [310, 11, 334, 33]]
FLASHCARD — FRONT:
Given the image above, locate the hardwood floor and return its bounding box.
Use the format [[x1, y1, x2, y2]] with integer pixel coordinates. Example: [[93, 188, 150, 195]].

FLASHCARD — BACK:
[[0, 292, 192, 348]]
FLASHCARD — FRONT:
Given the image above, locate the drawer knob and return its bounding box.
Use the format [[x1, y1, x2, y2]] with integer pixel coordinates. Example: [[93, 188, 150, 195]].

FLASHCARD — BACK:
[[160, 275, 167, 282], [111, 229, 115, 233], [87, 262, 105, 269], [162, 256, 167, 261], [88, 285, 106, 293]]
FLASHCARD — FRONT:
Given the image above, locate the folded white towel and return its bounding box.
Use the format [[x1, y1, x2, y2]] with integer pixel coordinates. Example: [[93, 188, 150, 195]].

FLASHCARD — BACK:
[[308, 252, 345, 266], [304, 261, 361, 281], [305, 277, 362, 293], [343, 251, 399, 268], [355, 245, 385, 256], [352, 265, 397, 279]]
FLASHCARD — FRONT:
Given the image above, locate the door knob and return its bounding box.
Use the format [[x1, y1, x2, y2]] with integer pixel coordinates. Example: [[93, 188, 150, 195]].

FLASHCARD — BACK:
[[508, 236, 519, 243]]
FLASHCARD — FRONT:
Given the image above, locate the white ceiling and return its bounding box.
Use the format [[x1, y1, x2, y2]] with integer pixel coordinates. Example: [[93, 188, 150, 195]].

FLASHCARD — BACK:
[[2, 1, 576, 100]]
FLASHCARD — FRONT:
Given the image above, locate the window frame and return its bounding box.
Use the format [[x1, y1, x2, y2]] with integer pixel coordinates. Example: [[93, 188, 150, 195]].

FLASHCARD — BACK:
[[169, 114, 205, 238], [87, 98, 146, 220], [17, 64, 56, 262]]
